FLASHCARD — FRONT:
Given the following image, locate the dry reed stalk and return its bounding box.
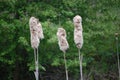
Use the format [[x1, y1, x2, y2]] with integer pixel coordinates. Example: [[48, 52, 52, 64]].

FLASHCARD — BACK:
[[57, 28, 69, 80], [73, 15, 84, 80], [29, 17, 44, 80]]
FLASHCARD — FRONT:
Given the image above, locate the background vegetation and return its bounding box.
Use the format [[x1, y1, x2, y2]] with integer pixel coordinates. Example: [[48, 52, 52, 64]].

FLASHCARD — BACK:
[[0, 0, 120, 80]]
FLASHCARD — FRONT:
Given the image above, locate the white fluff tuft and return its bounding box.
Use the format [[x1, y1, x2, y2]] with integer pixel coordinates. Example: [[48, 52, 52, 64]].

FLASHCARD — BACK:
[[57, 28, 69, 53], [73, 15, 83, 49], [37, 22, 44, 39]]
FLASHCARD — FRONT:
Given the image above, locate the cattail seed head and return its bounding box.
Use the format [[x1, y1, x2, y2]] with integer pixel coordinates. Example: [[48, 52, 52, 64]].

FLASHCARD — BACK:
[[57, 28, 69, 53], [73, 15, 83, 49], [29, 16, 43, 49]]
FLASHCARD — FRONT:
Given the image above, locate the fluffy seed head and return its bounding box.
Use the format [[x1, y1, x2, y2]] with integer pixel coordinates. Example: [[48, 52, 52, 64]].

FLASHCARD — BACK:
[[73, 15, 83, 49], [57, 28, 69, 53], [29, 17, 40, 49]]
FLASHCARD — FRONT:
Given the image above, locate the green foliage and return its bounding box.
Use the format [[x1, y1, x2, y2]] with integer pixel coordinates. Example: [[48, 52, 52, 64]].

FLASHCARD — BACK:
[[0, 0, 120, 80]]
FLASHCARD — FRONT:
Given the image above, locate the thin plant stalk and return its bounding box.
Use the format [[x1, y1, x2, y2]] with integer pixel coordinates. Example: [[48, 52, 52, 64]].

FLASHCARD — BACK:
[[34, 48, 37, 63], [63, 51, 69, 80], [116, 36, 120, 80], [57, 28, 69, 80], [34, 48, 39, 80], [36, 48, 39, 80], [78, 49, 83, 80], [29, 17, 44, 80]]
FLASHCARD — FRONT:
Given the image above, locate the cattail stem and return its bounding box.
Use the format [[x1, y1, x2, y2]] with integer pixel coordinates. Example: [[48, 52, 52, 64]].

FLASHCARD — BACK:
[[116, 36, 120, 80], [36, 48, 39, 80], [34, 48, 39, 80], [34, 48, 37, 64], [57, 28, 69, 80], [63, 51, 69, 80], [78, 48, 83, 80]]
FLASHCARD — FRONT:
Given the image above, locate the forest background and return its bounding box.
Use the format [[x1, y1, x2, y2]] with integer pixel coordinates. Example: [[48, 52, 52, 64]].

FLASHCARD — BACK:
[[0, 0, 120, 80]]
